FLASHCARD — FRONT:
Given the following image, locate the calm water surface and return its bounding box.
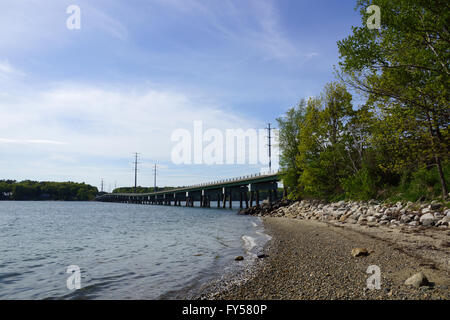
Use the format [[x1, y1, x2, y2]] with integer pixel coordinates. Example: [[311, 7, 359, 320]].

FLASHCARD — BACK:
[[0, 201, 267, 299]]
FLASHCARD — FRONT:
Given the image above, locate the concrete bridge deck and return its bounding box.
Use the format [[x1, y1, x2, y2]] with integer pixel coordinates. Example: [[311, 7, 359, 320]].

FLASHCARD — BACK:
[[96, 172, 282, 209]]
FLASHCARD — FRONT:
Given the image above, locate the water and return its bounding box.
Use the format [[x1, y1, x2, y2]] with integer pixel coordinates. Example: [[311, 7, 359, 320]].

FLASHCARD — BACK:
[[0, 201, 268, 299]]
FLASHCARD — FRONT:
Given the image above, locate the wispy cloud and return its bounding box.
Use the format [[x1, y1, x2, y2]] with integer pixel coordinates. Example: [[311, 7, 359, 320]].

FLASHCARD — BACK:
[[0, 60, 24, 77], [151, 0, 306, 62], [0, 138, 67, 145]]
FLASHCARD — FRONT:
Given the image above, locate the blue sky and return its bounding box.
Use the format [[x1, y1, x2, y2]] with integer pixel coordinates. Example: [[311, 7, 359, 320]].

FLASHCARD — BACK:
[[0, 0, 363, 190]]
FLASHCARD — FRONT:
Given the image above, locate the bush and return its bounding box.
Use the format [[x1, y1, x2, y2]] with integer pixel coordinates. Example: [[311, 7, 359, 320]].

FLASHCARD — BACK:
[[341, 167, 379, 201]]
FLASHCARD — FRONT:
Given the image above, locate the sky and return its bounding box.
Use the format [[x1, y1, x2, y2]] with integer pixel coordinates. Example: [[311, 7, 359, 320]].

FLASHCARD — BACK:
[[0, 0, 363, 191]]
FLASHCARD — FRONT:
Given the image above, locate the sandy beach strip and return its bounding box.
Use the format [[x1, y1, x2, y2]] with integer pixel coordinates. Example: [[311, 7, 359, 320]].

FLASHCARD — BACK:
[[206, 217, 449, 300]]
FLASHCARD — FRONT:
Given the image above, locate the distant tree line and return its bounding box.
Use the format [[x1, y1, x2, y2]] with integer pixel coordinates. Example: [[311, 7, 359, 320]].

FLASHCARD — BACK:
[[277, 0, 449, 202], [0, 180, 99, 201]]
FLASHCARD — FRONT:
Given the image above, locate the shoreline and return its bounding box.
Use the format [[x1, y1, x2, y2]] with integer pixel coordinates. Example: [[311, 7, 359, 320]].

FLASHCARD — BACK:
[[199, 214, 449, 300]]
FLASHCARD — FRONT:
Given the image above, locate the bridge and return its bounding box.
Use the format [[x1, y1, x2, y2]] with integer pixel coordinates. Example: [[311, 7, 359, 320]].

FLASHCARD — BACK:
[[95, 172, 283, 209]]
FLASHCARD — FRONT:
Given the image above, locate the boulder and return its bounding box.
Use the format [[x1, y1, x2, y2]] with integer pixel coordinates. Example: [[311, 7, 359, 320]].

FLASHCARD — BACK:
[[436, 216, 449, 227], [400, 215, 412, 223], [420, 213, 435, 226], [430, 202, 441, 210], [404, 272, 429, 288], [235, 256, 244, 261]]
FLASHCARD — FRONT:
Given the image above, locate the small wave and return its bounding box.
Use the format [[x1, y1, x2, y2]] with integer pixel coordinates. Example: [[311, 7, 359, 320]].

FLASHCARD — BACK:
[[256, 231, 272, 241], [242, 235, 256, 251], [251, 221, 258, 227]]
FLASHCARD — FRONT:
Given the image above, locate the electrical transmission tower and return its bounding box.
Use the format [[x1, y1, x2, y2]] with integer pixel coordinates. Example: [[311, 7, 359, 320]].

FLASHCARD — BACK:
[[154, 164, 157, 191], [133, 152, 140, 193], [266, 123, 272, 173]]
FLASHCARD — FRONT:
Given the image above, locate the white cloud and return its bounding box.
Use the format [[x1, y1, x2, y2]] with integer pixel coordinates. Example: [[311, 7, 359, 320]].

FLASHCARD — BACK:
[[0, 82, 262, 166], [0, 60, 25, 79], [0, 82, 274, 187], [0, 138, 67, 145], [0, 0, 128, 54]]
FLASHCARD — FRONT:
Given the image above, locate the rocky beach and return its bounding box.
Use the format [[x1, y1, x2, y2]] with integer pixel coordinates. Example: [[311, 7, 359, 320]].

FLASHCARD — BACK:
[[199, 199, 450, 300]]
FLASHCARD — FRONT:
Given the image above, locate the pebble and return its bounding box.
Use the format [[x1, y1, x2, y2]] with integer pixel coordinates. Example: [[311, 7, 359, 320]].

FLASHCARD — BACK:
[[351, 248, 369, 257]]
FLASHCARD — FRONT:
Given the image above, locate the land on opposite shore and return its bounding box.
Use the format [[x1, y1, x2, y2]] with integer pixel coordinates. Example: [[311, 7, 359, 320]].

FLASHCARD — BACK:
[[200, 215, 450, 300]]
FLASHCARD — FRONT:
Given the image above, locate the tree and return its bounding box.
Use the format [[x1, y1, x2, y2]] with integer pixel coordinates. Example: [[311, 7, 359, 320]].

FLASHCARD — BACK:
[[337, 0, 449, 198], [276, 99, 307, 198]]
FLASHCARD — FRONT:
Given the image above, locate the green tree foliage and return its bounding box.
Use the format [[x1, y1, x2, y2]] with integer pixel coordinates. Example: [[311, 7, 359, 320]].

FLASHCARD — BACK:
[[276, 99, 306, 199], [0, 180, 98, 201], [337, 0, 449, 198], [295, 83, 355, 200], [276, 0, 449, 202]]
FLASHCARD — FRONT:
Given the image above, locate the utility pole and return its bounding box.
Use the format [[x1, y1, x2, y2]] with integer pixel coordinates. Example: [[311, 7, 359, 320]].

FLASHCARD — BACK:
[[101, 178, 104, 193], [266, 123, 272, 173], [154, 164, 157, 191], [133, 153, 140, 193]]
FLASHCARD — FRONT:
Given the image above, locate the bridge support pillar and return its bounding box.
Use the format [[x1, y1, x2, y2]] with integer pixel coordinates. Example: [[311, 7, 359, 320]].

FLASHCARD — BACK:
[[239, 192, 243, 209], [244, 192, 249, 209]]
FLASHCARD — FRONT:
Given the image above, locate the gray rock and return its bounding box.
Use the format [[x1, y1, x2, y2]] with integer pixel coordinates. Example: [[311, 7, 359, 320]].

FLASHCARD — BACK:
[[400, 215, 412, 223], [420, 213, 435, 226], [436, 216, 449, 227], [404, 272, 429, 288], [430, 203, 441, 210]]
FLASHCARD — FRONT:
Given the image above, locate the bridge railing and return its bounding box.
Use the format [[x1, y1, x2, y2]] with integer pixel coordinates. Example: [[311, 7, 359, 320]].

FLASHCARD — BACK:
[[102, 170, 280, 198], [183, 170, 279, 189]]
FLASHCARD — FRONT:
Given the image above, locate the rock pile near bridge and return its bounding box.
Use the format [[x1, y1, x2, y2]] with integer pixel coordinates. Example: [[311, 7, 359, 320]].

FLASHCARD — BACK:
[[240, 199, 450, 229]]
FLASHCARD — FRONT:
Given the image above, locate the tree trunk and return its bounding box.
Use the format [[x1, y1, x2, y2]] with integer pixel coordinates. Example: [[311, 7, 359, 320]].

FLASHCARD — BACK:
[[435, 155, 448, 199]]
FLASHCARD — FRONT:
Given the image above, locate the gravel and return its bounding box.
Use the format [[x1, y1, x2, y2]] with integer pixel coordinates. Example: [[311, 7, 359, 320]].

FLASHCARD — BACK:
[[203, 217, 449, 300]]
